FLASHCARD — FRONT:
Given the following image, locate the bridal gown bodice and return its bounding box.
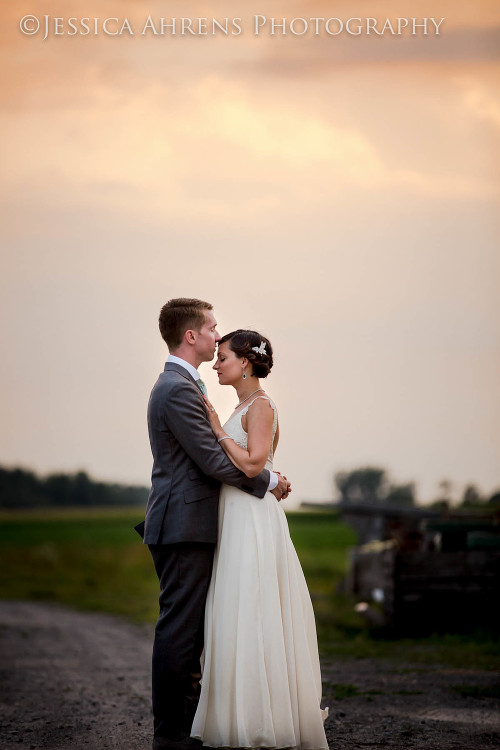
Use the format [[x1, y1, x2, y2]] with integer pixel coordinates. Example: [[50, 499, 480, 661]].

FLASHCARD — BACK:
[[191, 395, 329, 750], [223, 395, 278, 469]]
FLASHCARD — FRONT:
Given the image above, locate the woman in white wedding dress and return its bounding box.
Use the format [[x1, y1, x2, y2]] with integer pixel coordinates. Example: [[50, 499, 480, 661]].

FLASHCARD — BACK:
[[190, 329, 329, 750]]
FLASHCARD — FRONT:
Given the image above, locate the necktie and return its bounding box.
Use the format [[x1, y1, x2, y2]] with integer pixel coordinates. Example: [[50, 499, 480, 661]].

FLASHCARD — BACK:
[[196, 378, 207, 396]]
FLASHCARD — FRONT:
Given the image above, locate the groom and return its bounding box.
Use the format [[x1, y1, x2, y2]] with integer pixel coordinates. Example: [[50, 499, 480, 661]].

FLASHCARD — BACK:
[[138, 298, 290, 750]]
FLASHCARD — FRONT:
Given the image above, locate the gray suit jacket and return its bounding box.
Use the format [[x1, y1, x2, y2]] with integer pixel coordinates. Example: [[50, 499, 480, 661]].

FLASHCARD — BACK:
[[141, 362, 270, 545]]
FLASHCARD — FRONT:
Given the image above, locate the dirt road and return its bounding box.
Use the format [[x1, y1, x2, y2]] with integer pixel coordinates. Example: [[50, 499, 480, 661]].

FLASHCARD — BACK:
[[0, 601, 498, 750]]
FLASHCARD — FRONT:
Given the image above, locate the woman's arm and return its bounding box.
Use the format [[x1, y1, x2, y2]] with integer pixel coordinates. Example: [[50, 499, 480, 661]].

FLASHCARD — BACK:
[[204, 396, 274, 478], [163, 380, 270, 496]]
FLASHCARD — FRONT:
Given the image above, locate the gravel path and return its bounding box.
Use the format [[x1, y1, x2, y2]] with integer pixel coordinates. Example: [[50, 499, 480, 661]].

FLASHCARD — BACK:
[[0, 601, 498, 750]]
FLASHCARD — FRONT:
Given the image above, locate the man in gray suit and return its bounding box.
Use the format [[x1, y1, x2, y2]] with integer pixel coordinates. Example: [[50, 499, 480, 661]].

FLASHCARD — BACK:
[[138, 298, 290, 750]]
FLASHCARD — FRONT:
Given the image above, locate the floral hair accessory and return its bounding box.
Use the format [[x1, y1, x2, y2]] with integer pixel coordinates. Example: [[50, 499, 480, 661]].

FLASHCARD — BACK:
[[252, 342, 267, 356]]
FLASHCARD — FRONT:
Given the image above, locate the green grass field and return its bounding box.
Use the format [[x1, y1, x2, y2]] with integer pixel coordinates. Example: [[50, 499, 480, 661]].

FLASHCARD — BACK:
[[0, 507, 497, 669]]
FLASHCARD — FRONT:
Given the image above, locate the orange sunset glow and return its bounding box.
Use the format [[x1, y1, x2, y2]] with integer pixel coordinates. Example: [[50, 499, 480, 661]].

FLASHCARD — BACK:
[[1, 0, 499, 505]]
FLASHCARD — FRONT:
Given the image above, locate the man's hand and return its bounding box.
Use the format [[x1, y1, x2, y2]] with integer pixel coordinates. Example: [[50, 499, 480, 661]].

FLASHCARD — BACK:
[[271, 472, 291, 502]]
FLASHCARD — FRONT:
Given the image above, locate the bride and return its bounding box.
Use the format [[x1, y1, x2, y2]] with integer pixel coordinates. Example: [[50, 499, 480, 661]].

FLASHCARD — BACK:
[[190, 329, 329, 750]]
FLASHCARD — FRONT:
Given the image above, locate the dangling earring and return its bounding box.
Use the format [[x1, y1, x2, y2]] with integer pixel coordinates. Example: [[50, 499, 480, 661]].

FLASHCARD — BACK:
[[242, 371, 247, 380]]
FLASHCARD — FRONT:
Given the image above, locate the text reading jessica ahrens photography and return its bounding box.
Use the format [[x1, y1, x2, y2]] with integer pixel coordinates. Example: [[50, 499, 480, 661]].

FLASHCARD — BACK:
[[20, 14, 446, 40]]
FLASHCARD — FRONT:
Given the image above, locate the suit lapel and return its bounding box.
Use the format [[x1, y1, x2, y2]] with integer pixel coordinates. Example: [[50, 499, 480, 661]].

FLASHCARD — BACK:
[[164, 362, 207, 408]]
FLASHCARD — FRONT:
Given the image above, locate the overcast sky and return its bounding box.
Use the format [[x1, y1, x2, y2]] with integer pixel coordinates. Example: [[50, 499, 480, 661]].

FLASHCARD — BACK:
[[1, 1, 499, 506]]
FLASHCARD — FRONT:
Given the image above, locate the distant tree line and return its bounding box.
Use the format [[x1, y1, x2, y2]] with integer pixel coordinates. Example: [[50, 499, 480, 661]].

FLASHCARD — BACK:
[[334, 467, 500, 510], [335, 467, 416, 507], [0, 466, 149, 509]]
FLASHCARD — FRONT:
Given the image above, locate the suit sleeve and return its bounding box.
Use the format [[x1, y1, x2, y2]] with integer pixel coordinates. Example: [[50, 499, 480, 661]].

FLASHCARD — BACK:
[[164, 380, 270, 499]]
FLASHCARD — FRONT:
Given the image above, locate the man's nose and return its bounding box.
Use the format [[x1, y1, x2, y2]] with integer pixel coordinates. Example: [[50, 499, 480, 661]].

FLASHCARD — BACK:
[[215, 330, 221, 342]]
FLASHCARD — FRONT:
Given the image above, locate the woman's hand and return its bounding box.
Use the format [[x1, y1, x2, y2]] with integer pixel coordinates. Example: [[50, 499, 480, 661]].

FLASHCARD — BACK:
[[203, 396, 225, 439]]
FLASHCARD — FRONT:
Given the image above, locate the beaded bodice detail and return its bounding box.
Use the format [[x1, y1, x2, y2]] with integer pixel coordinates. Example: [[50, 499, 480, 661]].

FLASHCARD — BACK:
[[222, 396, 278, 471]]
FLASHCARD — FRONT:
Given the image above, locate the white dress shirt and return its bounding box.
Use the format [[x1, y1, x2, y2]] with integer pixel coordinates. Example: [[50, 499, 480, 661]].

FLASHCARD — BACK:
[[166, 355, 278, 492]]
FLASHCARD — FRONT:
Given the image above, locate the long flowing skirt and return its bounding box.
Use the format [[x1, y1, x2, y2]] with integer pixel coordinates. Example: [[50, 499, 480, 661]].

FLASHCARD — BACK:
[[191, 484, 329, 749]]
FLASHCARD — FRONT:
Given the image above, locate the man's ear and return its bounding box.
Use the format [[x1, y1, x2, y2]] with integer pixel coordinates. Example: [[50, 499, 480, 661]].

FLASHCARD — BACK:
[[185, 328, 197, 345]]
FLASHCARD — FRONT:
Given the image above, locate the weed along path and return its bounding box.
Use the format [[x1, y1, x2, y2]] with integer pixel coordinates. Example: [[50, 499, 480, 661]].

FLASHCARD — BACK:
[[0, 601, 499, 750]]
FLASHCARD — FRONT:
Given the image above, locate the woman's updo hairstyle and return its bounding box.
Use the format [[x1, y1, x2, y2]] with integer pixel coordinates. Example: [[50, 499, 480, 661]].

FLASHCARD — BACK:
[[219, 329, 274, 379]]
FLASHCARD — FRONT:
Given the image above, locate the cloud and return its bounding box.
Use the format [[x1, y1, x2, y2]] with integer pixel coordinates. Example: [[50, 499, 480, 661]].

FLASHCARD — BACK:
[[245, 26, 500, 80], [2, 1, 500, 113], [459, 77, 500, 130], [2, 71, 497, 248]]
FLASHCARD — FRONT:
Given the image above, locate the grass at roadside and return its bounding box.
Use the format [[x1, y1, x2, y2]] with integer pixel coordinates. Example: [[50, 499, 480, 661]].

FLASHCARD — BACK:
[[0, 507, 498, 670], [0, 507, 159, 622]]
